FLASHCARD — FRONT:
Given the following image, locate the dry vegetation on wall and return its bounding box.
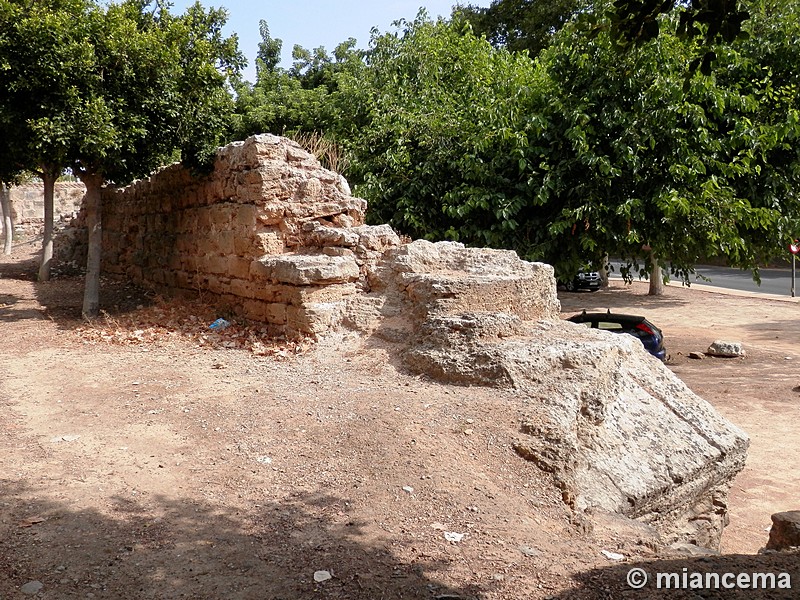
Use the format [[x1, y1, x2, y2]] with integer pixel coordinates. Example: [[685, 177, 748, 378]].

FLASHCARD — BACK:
[[288, 130, 351, 175]]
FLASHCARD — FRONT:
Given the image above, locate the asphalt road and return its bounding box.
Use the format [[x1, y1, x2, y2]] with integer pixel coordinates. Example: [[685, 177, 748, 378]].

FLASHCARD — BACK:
[[609, 262, 799, 297]]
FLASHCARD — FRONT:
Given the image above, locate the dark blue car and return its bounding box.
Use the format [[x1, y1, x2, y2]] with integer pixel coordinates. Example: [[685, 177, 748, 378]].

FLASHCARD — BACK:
[[568, 310, 667, 361]]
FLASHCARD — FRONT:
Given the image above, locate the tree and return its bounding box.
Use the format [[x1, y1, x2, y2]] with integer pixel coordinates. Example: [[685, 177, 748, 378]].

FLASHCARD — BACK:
[[535, 2, 800, 292], [456, 0, 583, 56], [0, 183, 11, 255], [609, 0, 751, 47], [232, 20, 364, 142], [0, 0, 93, 277], [608, 0, 752, 76], [0, 0, 243, 316], [332, 14, 544, 250]]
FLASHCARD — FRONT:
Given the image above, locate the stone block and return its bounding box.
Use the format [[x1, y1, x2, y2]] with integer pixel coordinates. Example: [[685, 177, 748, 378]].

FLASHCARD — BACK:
[[296, 283, 357, 304], [766, 511, 800, 551], [233, 235, 257, 257], [205, 275, 231, 295], [286, 304, 312, 333], [229, 278, 255, 299], [228, 257, 252, 280], [302, 222, 360, 248], [297, 177, 323, 200], [257, 203, 287, 225], [352, 224, 401, 251], [234, 204, 259, 229], [241, 299, 267, 321], [265, 302, 287, 325], [707, 340, 746, 357], [204, 255, 229, 275], [253, 254, 360, 285], [210, 231, 235, 255], [196, 209, 213, 232], [250, 283, 294, 304]]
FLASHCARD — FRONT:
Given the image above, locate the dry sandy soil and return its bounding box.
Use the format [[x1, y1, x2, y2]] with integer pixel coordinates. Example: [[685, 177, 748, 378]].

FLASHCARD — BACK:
[[1, 239, 799, 599]]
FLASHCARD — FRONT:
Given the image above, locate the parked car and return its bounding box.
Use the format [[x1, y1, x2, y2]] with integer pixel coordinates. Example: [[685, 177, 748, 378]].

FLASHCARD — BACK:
[[568, 309, 667, 360], [563, 270, 602, 292]]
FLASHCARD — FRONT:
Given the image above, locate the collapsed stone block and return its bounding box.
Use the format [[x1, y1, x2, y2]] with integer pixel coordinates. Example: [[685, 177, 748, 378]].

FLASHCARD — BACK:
[[766, 511, 800, 551], [368, 239, 748, 551]]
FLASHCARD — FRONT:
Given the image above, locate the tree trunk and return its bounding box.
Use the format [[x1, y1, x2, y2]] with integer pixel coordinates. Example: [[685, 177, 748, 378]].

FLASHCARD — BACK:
[[599, 253, 610, 288], [0, 183, 12, 255], [38, 171, 57, 281], [648, 254, 664, 296], [79, 172, 104, 318]]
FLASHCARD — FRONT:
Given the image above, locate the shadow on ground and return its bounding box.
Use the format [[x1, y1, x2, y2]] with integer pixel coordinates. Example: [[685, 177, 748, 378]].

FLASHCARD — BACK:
[[0, 240, 155, 326], [0, 479, 481, 600], [548, 554, 798, 600]]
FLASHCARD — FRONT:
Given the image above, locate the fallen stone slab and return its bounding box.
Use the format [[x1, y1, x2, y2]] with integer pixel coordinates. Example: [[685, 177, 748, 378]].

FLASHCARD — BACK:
[[766, 511, 800, 551]]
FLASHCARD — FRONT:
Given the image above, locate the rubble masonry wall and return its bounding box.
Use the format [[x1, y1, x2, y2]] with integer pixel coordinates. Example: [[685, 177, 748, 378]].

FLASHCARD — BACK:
[[63, 135, 400, 336]]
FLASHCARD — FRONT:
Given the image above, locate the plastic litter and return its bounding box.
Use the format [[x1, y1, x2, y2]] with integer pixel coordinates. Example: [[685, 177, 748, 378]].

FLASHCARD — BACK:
[[209, 318, 230, 330], [601, 550, 625, 561], [444, 531, 465, 543]]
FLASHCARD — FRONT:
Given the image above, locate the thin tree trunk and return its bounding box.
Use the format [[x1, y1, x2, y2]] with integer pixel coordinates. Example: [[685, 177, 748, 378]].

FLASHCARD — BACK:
[[38, 171, 57, 281], [648, 254, 664, 296], [79, 172, 104, 318], [599, 253, 610, 288], [1, 183, 12, 255]]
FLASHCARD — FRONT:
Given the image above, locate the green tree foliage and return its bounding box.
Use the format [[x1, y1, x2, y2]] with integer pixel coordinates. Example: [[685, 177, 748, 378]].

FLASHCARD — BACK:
[[314, 4, 799, 288], [231, 21, 363, 140], [335, 15, 547, 250], [535, 2, 800, 284], [0, 0, 243, 315], [457, 0, 583, 56], [0, 0, 97, 278], [610, 0, 750, 47]]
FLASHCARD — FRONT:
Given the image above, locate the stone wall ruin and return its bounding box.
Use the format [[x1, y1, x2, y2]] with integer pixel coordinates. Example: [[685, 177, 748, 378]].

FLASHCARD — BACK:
[[58, 135, 404, 336], [56, 134, 749, 550], [6, 181, 85, 235]]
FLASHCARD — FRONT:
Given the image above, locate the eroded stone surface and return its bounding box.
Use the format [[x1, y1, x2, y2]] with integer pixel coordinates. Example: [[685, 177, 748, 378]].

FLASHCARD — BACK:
[[707, 340, 746, 357], [766, 511, 800, 551], [365, 240, 749, 550], [55, 135, 397, 337]]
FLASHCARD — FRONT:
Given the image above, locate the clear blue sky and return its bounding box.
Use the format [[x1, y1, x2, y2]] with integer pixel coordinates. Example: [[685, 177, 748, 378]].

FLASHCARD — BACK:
[[169, 1, 492, 81]]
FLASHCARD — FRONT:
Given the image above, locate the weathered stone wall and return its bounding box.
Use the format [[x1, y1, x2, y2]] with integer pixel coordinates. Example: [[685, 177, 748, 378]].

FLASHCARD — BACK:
[[59, 135, 402, 336], [8, 182, 85, 234]]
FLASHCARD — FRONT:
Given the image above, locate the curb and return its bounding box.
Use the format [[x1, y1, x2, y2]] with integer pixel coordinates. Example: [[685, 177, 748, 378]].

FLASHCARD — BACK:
[[608, 276, 800, 304]]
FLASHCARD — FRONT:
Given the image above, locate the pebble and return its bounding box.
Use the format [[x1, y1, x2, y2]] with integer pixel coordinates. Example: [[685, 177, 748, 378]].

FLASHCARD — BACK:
[[20, 581, 43, 595], [402, 486, 414, 494], [313, 570, 332, 582]]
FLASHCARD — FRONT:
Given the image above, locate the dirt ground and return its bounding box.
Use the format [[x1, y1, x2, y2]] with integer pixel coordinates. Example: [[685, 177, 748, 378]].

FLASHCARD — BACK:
[[1, 239, 799, 600]]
